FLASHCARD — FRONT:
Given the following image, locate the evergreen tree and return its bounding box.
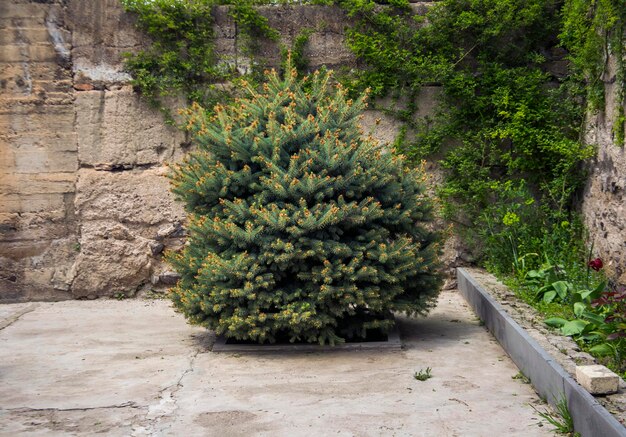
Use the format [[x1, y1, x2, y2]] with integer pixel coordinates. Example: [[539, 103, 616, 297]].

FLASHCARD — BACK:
[[168, 64, 442, 345]]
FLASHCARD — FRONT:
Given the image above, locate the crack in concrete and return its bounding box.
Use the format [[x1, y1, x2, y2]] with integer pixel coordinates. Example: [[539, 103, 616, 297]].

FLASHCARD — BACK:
[[7, 401, 144, 413], [130, 349, 199, 436], [0, 304, 39, 331]]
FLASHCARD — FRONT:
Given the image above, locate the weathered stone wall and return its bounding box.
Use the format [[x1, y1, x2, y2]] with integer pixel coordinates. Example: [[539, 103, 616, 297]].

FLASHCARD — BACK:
[[581, 53, 626, 287], [0, 0, 416, 301], [1, 0, 78, 301], [7, 0, 612, 301]]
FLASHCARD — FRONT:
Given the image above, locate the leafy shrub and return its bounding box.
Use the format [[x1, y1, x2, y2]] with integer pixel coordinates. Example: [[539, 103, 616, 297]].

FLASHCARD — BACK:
[[323, 0, 595, 275], [168, 65, 442, 345], [539, 259, 625, 374]]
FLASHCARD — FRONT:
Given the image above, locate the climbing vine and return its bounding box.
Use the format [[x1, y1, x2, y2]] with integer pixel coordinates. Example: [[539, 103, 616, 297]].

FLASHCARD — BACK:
[[319, 0, 598, 273], [121, 0, 625, 273], [121, 0, 279, 114], [560, 0, 626, 145]]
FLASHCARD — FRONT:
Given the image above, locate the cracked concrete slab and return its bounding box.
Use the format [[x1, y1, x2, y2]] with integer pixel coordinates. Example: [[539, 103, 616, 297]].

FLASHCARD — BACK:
[[0, 292, 554, 436]]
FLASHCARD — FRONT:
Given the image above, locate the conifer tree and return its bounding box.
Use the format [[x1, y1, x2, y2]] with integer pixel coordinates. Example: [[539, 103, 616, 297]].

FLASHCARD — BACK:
[[168, 64, 442, 345]]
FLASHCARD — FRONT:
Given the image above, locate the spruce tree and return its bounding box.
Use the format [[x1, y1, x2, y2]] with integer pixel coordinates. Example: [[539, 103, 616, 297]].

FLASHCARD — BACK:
[[168, 65, 442, 345]]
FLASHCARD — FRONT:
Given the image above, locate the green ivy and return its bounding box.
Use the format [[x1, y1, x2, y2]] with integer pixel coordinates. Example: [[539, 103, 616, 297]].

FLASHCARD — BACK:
[[121, 0, 624, 274], [560, 0, 626, 145], [323, 0, 600, 273], [121, 0, 223, 112], [281, 28, 315, 75], [121, 0, 280, 115]]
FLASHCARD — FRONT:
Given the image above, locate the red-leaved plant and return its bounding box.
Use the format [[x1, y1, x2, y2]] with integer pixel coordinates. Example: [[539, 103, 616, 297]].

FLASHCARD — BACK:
[[591, 287, 626, 341]]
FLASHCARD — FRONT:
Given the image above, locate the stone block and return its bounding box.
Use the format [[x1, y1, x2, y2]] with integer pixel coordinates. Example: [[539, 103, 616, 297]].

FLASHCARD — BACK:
[[0, 238, 78, 302], [0, 44, 61, 63], [75, 88, 186, 168], [71, 59, 133, 84], [0, 210, 72, 241], [576, 365, 619, 395], [0, 149, 77, 174], [0, 133, 78, 153], [0, 104, 75, 130], [415, 86, 443, 119], [360, 111, 403, 146], [580, 50, 626, 288], [0, 28, 51, 46], [68, 0, 145, 72], [71, 167, 186, 297], [0, 193, 66, 214], [0, 62, 71, 85], [210, 5, 355, 71], [254, 5, 355, 70], [75, 167, 185, 228], [70, 221, 153, 298], [0, 3, 47, 20], [0, 173, 75, 195]]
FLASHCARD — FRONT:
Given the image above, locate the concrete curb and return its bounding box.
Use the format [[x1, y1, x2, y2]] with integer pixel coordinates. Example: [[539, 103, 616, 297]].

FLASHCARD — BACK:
[[212, 324, 402, 353], [457, 268, 625, 437]]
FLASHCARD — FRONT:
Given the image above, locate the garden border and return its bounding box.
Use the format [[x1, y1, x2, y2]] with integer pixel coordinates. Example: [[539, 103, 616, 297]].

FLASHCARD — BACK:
[[457, 267, 626, 437]]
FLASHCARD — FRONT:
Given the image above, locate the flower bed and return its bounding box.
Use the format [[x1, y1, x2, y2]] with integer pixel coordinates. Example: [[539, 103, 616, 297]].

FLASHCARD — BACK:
[[458, 267, 626, 433]]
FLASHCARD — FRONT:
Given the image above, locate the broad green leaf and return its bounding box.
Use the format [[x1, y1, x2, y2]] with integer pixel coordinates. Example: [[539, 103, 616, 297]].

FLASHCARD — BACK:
[[582, 322, 596, 334], [537, 284, 550, 294], [573, 302, 586, 318], [581, 311, 606, 325], [552, 281, 570, 299], [589, 343, 613, 356], [590, 281, 607, 299], [525, 270, 543, 279], [579, 333, 602, 342], [560, 319, 588, 336], [543, 289, 557, 303], [544, 317, 567, 328]]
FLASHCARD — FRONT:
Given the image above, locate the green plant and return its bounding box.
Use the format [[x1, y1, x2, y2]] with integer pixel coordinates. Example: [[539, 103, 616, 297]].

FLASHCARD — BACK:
[[512, 371, 530, 384], [121, 0, 282, 115], [546, 285, 626, 373], [281, 28, 315, 75], [525, 261, 573, 304], [560, 0, 626, 145], [121, 0, 226, 113], [229, 0, 280, 71], [532, 395, 575, 435], [414, 367, 433, 381], [167, 64, 442, 345], [326, 0, 596, 276]]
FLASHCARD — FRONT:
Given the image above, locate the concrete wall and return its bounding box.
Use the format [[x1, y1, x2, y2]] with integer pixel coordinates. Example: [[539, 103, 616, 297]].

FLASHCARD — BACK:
[[581, 52, 626, 286]]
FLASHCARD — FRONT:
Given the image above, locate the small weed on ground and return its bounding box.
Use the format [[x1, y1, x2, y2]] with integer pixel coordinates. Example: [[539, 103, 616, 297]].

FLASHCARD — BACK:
[[414, 367, 432, 381], [512, 371, 530, 384], [532, 395, 575, 435]]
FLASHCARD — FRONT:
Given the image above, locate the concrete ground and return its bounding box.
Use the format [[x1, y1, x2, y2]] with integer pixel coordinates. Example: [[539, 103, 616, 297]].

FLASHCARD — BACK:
[[0, 291, 554, 436]]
